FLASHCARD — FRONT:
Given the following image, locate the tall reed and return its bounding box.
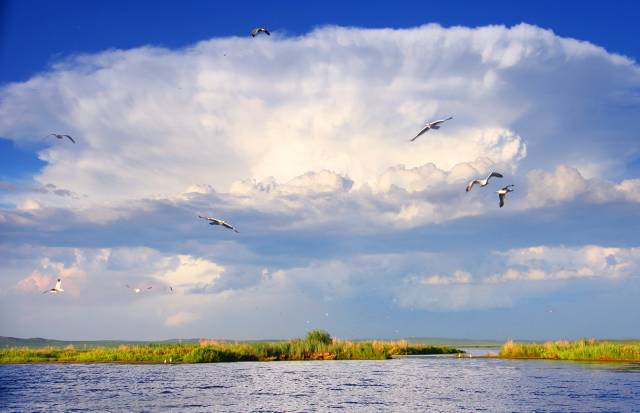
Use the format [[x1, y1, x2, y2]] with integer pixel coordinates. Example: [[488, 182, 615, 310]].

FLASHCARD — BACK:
[[499, 339, 640, 361]]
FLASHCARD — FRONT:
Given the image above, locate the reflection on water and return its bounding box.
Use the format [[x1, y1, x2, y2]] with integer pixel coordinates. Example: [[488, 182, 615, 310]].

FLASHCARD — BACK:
[[1, 357, 639, 412]]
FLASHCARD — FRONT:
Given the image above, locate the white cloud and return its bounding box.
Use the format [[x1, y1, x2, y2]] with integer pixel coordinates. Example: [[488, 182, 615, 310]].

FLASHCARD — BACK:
[[1, 23, 637, 208], [420, 270, 473, 285], [156, 255, 224, 290], [16, 271, 51, 292], [165, 311, 200, 327], [525, 165, 640, 209], [487, 245, 640, 283]]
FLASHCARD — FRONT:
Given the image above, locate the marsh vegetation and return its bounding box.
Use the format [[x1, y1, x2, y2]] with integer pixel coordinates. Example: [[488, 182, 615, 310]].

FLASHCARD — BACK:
[[499, 339, 640, 362], [0, 330, 462, 364]]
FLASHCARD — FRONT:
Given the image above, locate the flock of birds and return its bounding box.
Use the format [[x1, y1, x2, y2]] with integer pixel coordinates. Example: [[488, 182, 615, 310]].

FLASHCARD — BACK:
[[41, 26, 515, 295]]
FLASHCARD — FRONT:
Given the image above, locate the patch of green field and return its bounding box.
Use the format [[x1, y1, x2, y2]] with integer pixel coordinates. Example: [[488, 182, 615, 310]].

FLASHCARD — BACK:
[[0, 330, 463, 364], [499, 339, 640, 362]]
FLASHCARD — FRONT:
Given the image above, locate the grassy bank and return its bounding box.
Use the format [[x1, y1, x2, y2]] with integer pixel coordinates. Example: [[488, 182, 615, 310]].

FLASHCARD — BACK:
[[0, 330, 462, 364], [499, 339, 640, 362]]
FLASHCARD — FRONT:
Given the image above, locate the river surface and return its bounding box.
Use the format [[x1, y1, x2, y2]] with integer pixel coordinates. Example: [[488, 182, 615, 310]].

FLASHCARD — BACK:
[[1, 354, 639, 412]]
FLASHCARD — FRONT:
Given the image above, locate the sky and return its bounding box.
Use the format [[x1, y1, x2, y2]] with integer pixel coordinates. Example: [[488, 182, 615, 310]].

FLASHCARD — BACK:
[[1, 0, 639, 341]]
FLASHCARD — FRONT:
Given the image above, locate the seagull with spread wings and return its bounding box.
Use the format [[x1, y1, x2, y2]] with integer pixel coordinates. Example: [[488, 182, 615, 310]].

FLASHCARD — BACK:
[[251, 27, 271, 37], [410, 116, 453, 142], [496, 185, 515, 208], [43, 278, 64, 294], [199, 215, 239, 233], [466, 172, 504, 192], [47, 133, 76, 144]]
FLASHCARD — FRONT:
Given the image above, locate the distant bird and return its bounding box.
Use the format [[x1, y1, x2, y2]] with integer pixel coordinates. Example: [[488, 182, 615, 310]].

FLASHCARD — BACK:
[[198, 215, 239, 233], [466, 172, 504, 192], [47, 133, 76, 144], [251, 27, 271, 37], [43, 278, 64, 294], [496, 185, 515, 208], [410, 116, 453, 142], [126, 285, 152, 293]]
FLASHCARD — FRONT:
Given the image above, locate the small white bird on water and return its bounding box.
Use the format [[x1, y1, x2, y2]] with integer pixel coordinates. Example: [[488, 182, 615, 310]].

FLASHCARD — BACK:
[[198, 215, 239, 233], [43, 278, 64, 294], [47, 133, 76, 143], [496, 185, 515, 208], [410, 116, 453, 142], [251, 27, 271, 37], [466, 172, 504, 192]]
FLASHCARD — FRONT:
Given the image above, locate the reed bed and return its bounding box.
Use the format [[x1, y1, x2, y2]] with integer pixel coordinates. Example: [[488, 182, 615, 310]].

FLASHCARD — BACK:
[[499, 339, 640, 362], [0, 331, 462, 364]]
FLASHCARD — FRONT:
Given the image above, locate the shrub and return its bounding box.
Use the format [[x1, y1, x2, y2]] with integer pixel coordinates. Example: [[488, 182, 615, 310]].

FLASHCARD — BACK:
[[305, 329, 332, 345]]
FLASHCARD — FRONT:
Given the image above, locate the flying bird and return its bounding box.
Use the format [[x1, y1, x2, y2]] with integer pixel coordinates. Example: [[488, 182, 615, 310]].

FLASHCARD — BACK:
[[126, 285, 152, 293], [466, 172, 504, 192], [251, 27, 271, 37], [43, 278, 64, 294], [496, 185, 515, 208], [47, 133, 76, 144], [198, 215, 239, 233], [410, 116, 453, 142]]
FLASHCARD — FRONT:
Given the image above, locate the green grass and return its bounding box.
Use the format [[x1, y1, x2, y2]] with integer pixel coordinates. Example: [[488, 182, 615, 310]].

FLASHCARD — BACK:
[[499, 339, 640, 362], [0, 331, 462, 364]]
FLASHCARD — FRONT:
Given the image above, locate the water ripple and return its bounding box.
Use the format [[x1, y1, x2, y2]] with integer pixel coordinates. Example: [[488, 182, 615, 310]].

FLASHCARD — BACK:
[[0, 358, 639, 412]]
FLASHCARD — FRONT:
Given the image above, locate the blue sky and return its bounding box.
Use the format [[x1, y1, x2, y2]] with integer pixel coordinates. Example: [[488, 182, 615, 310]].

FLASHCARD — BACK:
[[1, 1, 639, 340]]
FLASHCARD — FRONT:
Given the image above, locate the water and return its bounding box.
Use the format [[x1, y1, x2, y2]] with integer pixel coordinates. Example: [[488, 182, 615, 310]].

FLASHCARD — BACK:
[[1, 357, 639, 412]]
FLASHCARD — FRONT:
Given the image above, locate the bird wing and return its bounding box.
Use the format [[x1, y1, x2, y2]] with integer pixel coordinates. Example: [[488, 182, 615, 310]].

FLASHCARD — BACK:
[[432, 116, 453, 126], [147, 286, 153, 290], [251, 28, 258, 36], [499, 193, 506, 208], [263, 29, 271, 35], [63, 135, 76, 143], [466, 180, 477, 192], [487, 172, 503, 181], [222, 222, 238, 232], [410, 125, 431, 142]]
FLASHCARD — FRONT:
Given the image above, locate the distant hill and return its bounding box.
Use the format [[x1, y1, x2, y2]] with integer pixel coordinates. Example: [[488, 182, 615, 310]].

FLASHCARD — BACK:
[[0, 336, 200, 348]]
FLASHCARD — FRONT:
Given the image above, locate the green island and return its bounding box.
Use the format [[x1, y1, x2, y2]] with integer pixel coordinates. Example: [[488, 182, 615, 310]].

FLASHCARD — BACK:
[[0, 330, 462, 364], [499, 339, 640, 362]]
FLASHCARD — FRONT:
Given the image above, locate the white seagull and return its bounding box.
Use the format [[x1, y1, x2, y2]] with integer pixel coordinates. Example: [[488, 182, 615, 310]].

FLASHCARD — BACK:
[[126, 285, 152, 293], [496, 185, 515, 208], [466, 172, 504, 192], [251, 27, 271, 37], [47, 133, 76, 144], [198, 215, 239, 233], [410, 116, 453, 142], [43, 278, 64, 294]]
